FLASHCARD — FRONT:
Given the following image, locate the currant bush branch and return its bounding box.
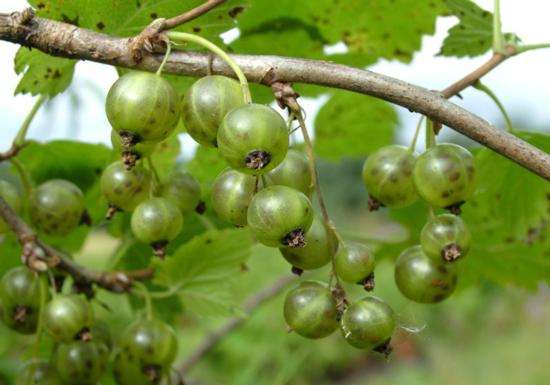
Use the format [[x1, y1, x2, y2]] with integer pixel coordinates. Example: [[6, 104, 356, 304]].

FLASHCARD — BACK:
[[0, 196, 154, 293], [1, 11, 550, 180]]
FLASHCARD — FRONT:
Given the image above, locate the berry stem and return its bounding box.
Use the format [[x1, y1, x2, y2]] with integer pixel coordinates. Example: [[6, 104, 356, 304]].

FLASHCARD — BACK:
[[515, 43, 550, 53], [9, 157, 32, 199], [195, 212, 217, 230], [409, 115, 425, 152], [133, 281, 154, 320], [30, 274, 48, 363], [155, 41, 172, 76], [146, 156, 162, 193], [492, 0, 504, 54], [166, 31, 252, 104], [473, 80, 513, 132], [295, 112, 343, 290], [425, 119, 436, 149], [14, 94, 46, 147]]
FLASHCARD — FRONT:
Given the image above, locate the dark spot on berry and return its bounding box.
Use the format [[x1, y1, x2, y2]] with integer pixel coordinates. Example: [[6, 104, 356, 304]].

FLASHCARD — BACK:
[[433, 293, 446, 302], [148, 118, 156, 125], [449, 171, 460, 181]]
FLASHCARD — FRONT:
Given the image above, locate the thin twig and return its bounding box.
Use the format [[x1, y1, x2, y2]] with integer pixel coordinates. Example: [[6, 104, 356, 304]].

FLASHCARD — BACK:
[[0, 196, 154, 293], [161, 0, 228, 31], [179, 274, 296, 374]]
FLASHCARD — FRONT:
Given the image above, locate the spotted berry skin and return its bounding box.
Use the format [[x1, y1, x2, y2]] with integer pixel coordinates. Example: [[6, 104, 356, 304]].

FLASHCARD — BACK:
[[182, 75, 245, 147], [266, 149, 313, 197], [394, 245, 458, 304], [101, 161, 151, 212], [160, 170, 201, 215], [334, 243, 375, 284], [211, 168, 257, 226], [0, 180, 22, 233], [130, 198, 183, 245], [340, 296, 395, 350], [29, 179, 85, 236], [280, 216, 334, 270], [43, 294, 94, 342], [0, 266, 44, 334], [413, 143, 476, 209], [284, 281, 339, 339], [217, 104, 289, 174], [15, 360, 63, 385], [106, 71, 180, 142], [52, 340, 110, 385], [421, 214, 471, 262], [362, 145, 418, 208], [247, 185, 313, 248]]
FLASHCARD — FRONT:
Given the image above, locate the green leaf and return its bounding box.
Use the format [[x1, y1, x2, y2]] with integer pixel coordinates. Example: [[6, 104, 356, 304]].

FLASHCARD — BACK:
[[314, 91, 397, 160], [152, 228, 252, 316], [14, 48, 76, 97], [439, 0, 494, 57]]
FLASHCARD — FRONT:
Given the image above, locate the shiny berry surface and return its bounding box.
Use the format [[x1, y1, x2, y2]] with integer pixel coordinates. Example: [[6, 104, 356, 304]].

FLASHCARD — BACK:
[[421, 213, 471, 262], [334, 243, 375, 284], [101, 161, 151, 211], [266, 149, 313, 197], [0, 180, 22, 233], [52, 340, 109, 385], [211, 168, 257, 226], [131, 197, 183, 245], [43, 294, 93, 342], [182, 75, 245, 147]]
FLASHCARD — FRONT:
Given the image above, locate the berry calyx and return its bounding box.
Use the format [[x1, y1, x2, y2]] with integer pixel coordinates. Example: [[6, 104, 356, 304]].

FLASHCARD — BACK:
[[266, 149, 314, 197], [211, 168, 257, 226], [0, 266, 44, 334], [130, 197, 183, 257], [362, 145, 418, 209], [284, 281, 339, 339], [29, 179, 85, 236], [160, 170, 201, 215], [106, 71, 180, 143], [0, 180, 22, 233], [43, 294, 94, 342], [217, 104, 289, 174], [182, 75, 245, 147], [247, 185, 314, 248], [280, 216, 335, 270], [100, 161, 151, 213], [334, 243, 375, 289], [394, 245, 458, 303], [421, 213, 472, 262], [111, 129, 158, 168], [52, 340, 110, 385], [413, 143, 476, 212]]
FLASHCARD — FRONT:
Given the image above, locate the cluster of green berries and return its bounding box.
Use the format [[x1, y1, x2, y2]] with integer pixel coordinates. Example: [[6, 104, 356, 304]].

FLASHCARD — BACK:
[[0, 266, 180, 385], [362, 143, 476, 303]]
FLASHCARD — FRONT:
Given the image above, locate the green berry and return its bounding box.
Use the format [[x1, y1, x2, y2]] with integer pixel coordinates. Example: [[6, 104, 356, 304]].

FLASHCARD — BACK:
[[217, 104, 289, 174], [211, 168, 257, 226], [340, 296, 395, 350], [160, 170, 201, 215], [362, 145, 418, 209], [284, 281, 339, 339], [106, 71, 180, 142], [0, 180, 22, 233], [52, 340, 110, 385], [0, 266, 44, 334], [413, 143, 476, 210], [266, 149, 313, 197], [101, 161, 151, 212], [182, 75, 245, 147], [15, 360, 62, 385], [43, 294, 93, 342], [247, 185, 314, 248], [280, 216, 334, 270], [334, 243, 375, 285], [29, 179, 85, 236], [394, 245, 458, 304], [421, 214, 471, 262]]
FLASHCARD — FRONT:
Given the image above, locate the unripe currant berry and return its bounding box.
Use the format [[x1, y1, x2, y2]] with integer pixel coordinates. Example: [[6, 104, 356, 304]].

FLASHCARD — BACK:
[[413, 143, 476, 213], [111, 130, 158, 168], [266, 149, 313, 197], [247, 185, 314, 248], [217, 104, 289, 174], [284, 281, 339, 339], [182, 75, 245, 147], [29, 179, 85, 236], [15, 360, 63, 385], [130, 197, 183, 257], [0, 180, 22, 233], [394, 245, 458, 303], [340, 296, 395, 351], [160, 170, 201, 215], [421, 214, 471, 262], [280, 216, 335, 271], [334, 243, 375, 289], [100, 161, 151, 212], [43, 294, 94, 342], [0, 266, 44, 334], [52, 340, 110, 385], [106, 71, 180, 143], [362, 145, 418, 210], [211, 168, 257, 226]]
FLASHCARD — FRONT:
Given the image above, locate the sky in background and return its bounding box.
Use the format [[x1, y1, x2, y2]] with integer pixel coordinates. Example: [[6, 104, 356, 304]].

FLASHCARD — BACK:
[[1, 0, 550, 158]]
